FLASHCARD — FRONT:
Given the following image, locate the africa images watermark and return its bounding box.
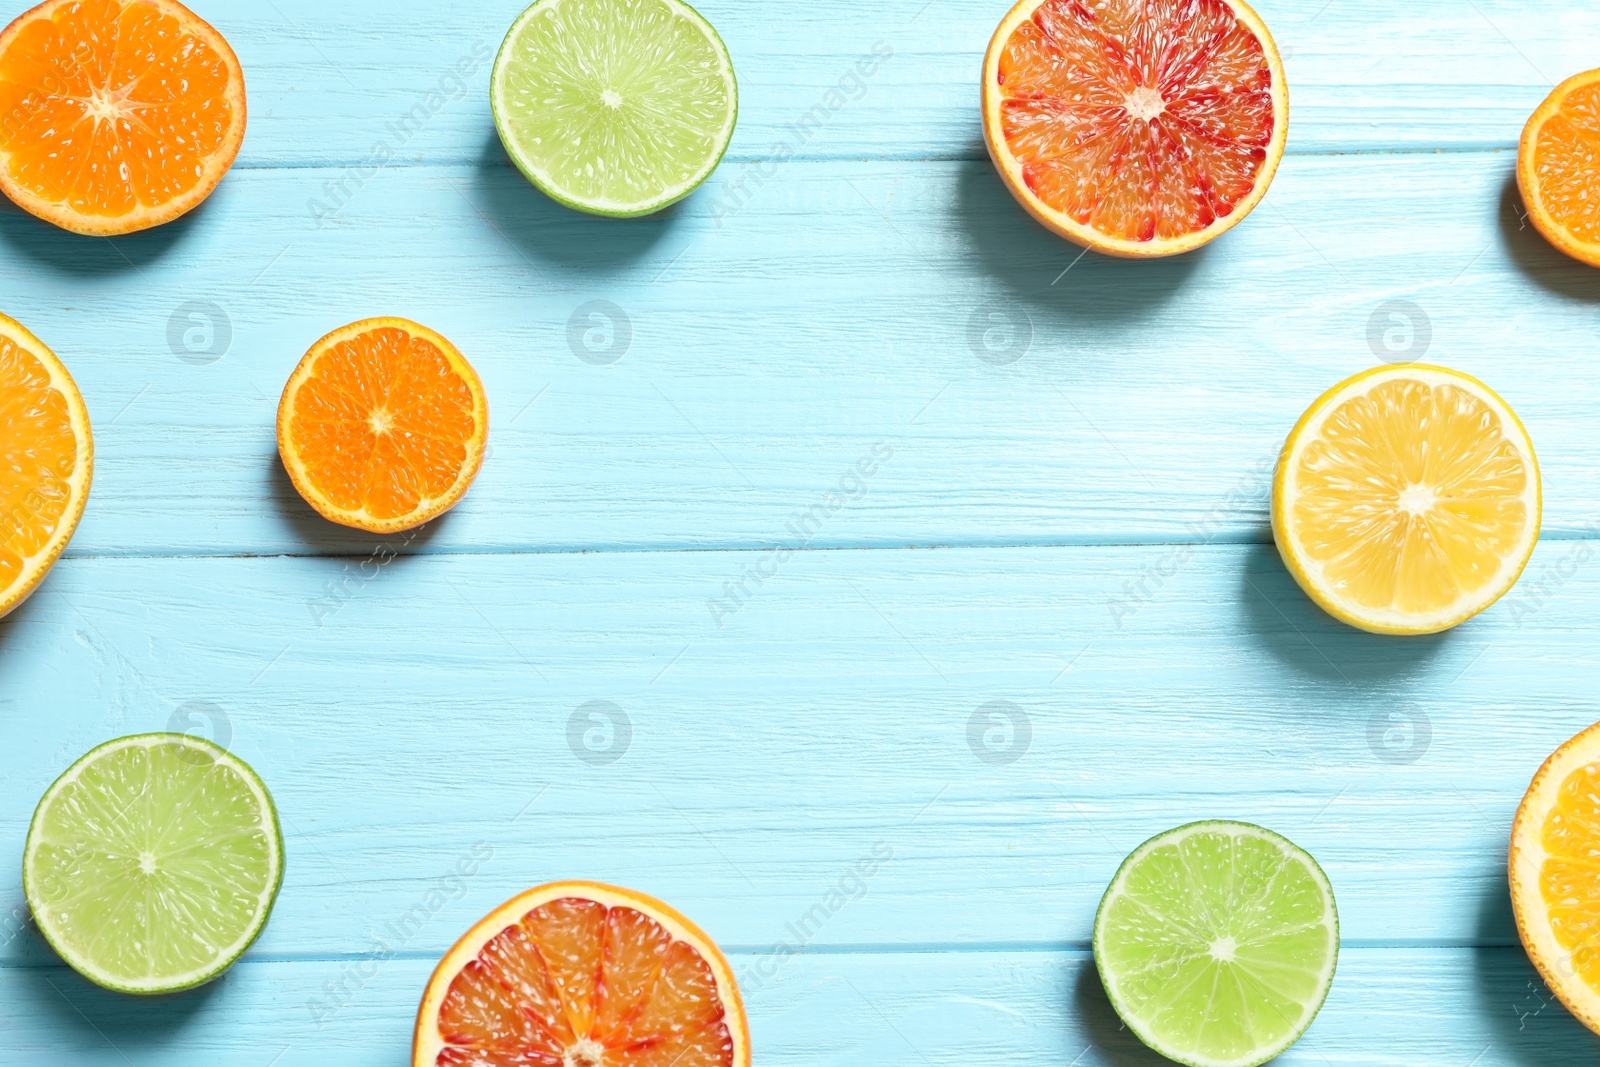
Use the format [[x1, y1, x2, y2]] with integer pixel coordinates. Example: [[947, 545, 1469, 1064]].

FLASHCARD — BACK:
[[1107, 455, 1276, 629], [307, 40, 492, 227], [707, 41, 895, 227], [737, 841, 893, 994], [306, 526, 428, 628], [306, 842, 495, 1027], [707, 442, 894, 628], [1504, 523, 1600, 629]]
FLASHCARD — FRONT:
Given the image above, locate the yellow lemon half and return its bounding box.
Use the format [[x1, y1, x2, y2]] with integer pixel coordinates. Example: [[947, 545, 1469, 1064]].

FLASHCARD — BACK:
[[1271, 364, 1539, 635]]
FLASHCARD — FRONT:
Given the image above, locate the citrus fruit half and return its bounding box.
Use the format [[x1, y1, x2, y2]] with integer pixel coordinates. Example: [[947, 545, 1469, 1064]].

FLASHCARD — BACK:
[[0, 0, 246, 236], [277, 318, 489, 534], [23, 734, 284, 994], [1518, 68, 1600, 268], [1512, 720, 1600, 1035], [982, 0, 1287, 257], [414, 881, 750, 1067], [492, 0, 737, 217], [1272, 364, 1540, 635], [1095, 821, 1339, 1067], [0, 312, 92, 620]]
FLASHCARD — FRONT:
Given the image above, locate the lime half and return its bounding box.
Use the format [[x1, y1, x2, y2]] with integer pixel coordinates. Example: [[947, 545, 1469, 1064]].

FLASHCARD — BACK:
[[23, 734, 284, 994], [1094, 821, 1338, 1067], [491, 0, 738, 217]]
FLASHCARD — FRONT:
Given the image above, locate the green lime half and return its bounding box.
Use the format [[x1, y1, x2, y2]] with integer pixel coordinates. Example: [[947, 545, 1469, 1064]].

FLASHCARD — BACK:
[[491, 0, 738, 217], [23, 734, 284, 994], [1093, 821, 1338, 1067]]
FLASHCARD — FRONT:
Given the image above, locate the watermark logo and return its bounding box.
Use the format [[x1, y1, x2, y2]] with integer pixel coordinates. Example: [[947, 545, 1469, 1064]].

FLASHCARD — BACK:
[[308, 41, 491, 227], [708, 42, 894, 226], [1366, 300, 1431, 363], [967, 304, 1033, 366], [1109, 456, 1275, 629], [568, 701, 632, 766], [567, 300, 632, 366], [967, 700, 1031, 766], [306, 527, 426, 629], [167, 699, 233, 764], [707, 443, 893, 628], [167, 301, 232, 366], [1367, 704, 1431, 765], [1505, 525, 1599, 629], [738, 842, 892, 993], [306, 843, 494, 1028]]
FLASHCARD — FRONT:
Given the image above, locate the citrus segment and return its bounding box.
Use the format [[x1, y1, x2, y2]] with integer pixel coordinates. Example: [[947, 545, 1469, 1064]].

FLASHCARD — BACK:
[[0, 313, 92, 619], [1272, 365, 1540, 635], [491, 0, 737, 217], [277, 318, 488, 534], [1519, 69, 1600, 268], [0, 0, 246, 235], [982, 0, 1287, 256], [1094, 822, 1338, 1067], [1513, 721, 1600, 1035], [22, 734, 283, 994], [415, 882, 749, 1067]]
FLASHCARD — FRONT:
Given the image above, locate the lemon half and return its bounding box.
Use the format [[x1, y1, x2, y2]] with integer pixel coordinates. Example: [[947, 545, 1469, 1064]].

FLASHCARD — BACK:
[[1271, 364, 1540, 635]]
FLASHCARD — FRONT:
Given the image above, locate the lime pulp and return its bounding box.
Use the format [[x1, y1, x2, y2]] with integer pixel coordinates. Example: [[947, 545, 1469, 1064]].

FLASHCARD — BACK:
[[491, 0, 738, 217], [22, 734, 284, 994], [1093, 821, 1339, 1067]]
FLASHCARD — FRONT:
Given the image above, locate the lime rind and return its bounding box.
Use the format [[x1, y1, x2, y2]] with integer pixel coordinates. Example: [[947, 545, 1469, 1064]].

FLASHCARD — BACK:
[[22, 733, 284, 995], [1093, 821, 1339, 1067], [491, 0, 738, 217]]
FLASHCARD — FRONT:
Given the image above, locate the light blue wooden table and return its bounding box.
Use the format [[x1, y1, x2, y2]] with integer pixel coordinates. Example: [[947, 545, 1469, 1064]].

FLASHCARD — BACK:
[[3, 0, 1600, 1063]]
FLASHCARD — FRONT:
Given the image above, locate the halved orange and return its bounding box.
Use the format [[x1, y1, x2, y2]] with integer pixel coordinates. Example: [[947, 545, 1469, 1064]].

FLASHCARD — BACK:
[[0, 312, 92, 619], [1519, 68, 1600, 268], [414, 881, 750, 1067], [277, 318, 488, 534], [982, 0, 1287, 257], [0, 0, 246, 236], [1512, 721, 1600, 1036]]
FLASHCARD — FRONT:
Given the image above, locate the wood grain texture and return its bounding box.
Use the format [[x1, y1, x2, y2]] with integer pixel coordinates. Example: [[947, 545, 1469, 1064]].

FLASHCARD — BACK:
[[2, 152, 1598, 558], [1, 545, 1595, 960], [155, 0, 1600, 166], [0, 950, 1589, 1066], [3, 0, 1599, 1062]]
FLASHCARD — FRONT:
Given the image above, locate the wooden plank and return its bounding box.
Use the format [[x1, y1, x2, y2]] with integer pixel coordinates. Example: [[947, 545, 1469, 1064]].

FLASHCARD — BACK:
[[0, 948, 1589, 1065], [2, 544, 1594, 959], [83, 0, 1600, 167], [2, 153, 1596, 558]]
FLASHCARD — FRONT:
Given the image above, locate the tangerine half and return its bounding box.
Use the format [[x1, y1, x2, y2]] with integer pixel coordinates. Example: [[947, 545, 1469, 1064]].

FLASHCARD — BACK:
[[277, 318, 488, 535]]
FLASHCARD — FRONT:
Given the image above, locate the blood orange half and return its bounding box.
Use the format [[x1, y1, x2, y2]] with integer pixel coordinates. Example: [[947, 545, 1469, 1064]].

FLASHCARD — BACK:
[[982, 0, 1288, 257], [0, 0, 246, 236], [414, 882, 750, 1067]]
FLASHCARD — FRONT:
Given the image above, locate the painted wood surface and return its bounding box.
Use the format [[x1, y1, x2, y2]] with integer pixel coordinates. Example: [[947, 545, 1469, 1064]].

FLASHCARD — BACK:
[[2, 0, 1599, 1064]]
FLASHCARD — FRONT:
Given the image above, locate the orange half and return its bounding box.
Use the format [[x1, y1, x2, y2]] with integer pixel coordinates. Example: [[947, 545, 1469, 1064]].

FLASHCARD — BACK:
[[0, 0, 246, 236], [1512, 721, 1600, 1036], [0, 313, 92, 619], [277, 318, 488, 534], [982, 0, 1287, 257], [414, 881, 750, 1067], [1519, 68, 1600, 268]]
